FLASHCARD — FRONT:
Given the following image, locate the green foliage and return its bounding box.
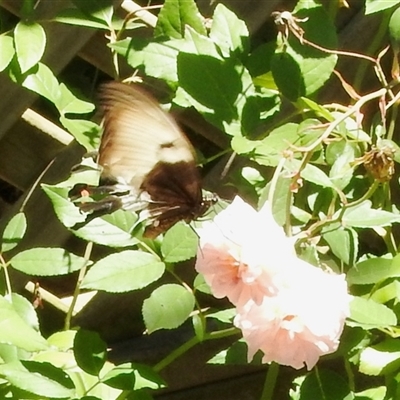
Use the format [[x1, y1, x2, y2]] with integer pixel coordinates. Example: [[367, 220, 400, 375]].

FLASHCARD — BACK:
[[1, 0, 400, 398]]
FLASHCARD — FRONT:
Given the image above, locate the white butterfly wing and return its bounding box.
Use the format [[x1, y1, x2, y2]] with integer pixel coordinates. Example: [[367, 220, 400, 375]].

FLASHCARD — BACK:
[[98, 82, 195, 190]]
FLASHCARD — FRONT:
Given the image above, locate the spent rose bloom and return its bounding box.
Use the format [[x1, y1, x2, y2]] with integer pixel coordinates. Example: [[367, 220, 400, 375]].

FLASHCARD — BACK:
[[195, 197, 296, 306], [196, 196, 350, 370]]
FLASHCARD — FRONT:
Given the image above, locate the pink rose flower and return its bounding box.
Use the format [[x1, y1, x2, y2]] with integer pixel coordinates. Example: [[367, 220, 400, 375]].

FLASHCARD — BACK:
[[195, 196, 350, 370], [234, 258, 350, 370], [195, 197, 295, 306]]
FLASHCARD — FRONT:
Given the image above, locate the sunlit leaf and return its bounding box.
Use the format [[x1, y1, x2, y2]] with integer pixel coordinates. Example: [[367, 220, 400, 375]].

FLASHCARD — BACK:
[[143, 284, 195, 332], [11, 247, 87, 276], [81, 251, 165, 292], [1, 212, 27, 252], [14, 22, 46, 74], [161, 222, 198, 262], [0, 35, 15, 72]]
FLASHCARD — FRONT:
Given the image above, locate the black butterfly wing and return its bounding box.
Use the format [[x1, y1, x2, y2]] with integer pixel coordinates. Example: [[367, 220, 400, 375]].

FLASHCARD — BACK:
[[91, 82, 206, 237]]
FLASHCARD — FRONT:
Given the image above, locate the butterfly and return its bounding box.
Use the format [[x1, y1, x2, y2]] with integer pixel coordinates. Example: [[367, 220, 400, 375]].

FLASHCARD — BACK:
[[70, 81, 217, 238]]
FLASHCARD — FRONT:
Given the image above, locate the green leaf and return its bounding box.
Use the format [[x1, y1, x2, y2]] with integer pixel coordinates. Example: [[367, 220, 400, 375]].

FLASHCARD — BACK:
[[300, 163, 334, 188], [11, 247, 87, 276], [250, 123, 300, 167], [72, 0, 113, 27], [102, 363, 136, 390], [0, 296, 48, 351], [348, 296, 397, 329], [366, 0, 399, 14], [341, 201, 400, 228], [298, 368, 353, 400], [54, 8, 111, 29], [323, 225, 358, 266], [60, 116, 100, 151], [161, 222, 198, 262], [132, 364, 166, 390], [209, 341, 252, 365], [207, 308, 236, 324], [81, 251, 165, 292], [360, 339, 400, 376], [155, 0, 206, 39], [271, 51, 304, 101], [272, 6, 337, 99], [14, 22, 46, 74], [22, 62, 61, 105], [22, 360, 75, 389], [0, 35, 15, 72], [0, 361, 74, 398], [58, 83, 95, 115], [11, 293, 40, 333], [210, 4, 249, 56], [73, 211, 141, 247], [1, 212, 27, 252], [74, 330, 107, 376], [41, 184, 88, 228], [177, 34, 240, 122], [115, 37, 188, 83], [142, 284, 195, 333], [354, 387, 386, 400], [42, 184, 140, 247], [347, 255, 400, 285], [193, 273, 212, 295]]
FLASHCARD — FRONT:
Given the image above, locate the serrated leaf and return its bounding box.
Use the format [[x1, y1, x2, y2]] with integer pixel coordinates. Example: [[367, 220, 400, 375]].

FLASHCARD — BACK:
[[360, 340, 400, 376], [349, 296, 397, 329], [0, 35, 15, 72], [0, 296, 48, 351], [210, 4, 249, 56], [81, 251, 165, 292], [1, 212, 27, 252], [155, 0, 206, 39], [74, 330, 106, 376], [0, 361, 73, 398], [143, 284, 195, 332], [161, 222, 198, 262], [342, 201, 400, 228], [14, 22, 46, 73], [347, 255, 400, 285], [11, 247, 86, 276]]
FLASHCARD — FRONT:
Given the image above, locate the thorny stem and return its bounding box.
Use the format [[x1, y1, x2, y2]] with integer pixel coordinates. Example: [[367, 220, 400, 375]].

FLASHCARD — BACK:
[[64, 241, 94, 330]]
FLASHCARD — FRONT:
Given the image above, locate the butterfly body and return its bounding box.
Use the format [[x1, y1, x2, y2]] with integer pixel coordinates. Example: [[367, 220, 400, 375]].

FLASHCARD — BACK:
[[71, 82, 215, 238]]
